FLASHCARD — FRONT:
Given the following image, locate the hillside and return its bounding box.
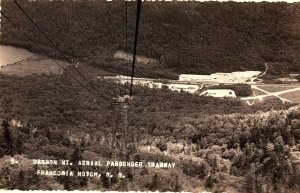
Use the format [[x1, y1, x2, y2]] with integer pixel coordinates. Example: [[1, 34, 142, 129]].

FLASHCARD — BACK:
[[1, 1, 300, 192], [0, 72, 299, 192], [1, 1, 300, 79]]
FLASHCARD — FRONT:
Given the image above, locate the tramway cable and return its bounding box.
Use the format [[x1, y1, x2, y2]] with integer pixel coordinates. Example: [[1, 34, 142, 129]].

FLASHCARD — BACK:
[[117, 0, 130, 98], [0, 10, 100, 101], [13, 0, 103, 98], [129, 0, 142, 98], [125, 0, 129, 95], [110, 0, 142, 151], [112, 0, 141, 104]]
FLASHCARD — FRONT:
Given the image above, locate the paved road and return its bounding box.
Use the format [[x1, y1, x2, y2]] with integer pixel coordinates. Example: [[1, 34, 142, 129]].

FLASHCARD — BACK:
[[102, 75, 300, 105], [103, 76, 300, 87], [241, 85, 300, 104]]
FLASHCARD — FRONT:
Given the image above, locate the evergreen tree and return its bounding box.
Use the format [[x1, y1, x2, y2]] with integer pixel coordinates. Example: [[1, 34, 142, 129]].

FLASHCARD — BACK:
[[1, 120, 14, 156], [174, 175, 181, 192], [244, 173, 256, 193], [15, 135, 24, 154], [101, 175, 110, 189], [70, 147, 83, 167], [70, 147, 88, 188], [17, 170, 25, 190], [149, 173, 159, 191], [58, 147, 87, 190], [205, 175, 214, 190]]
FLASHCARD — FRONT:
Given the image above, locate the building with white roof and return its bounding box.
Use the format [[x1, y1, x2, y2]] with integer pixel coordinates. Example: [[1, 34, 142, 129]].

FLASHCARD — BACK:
[[168, 84, 200, 93], [179, 71, 261, 84], [199, 89, 237, 98]]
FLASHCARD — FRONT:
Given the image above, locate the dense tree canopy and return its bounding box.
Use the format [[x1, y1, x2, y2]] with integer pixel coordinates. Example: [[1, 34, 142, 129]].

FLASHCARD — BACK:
[[1, 1, 300, 78], [0, 72, 298, 192], [1, 1, 300, 192]]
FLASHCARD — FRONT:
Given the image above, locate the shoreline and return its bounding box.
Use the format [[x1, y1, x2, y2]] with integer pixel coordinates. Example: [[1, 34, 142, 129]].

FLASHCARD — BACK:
[[0, 43, 36, 67], [0, 40, 38, 54]]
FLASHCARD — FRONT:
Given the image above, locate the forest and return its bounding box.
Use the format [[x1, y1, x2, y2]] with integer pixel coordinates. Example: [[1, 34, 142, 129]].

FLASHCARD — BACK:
[[1, 0, 300, 192], [1, 1, 300, 79], [0, 72, 299, 192]]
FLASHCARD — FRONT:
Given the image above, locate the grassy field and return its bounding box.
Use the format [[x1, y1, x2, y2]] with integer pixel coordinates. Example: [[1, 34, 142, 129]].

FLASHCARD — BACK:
[[257, 85, 300, 92], [252, 88, 267, 96], [254, 85, 300, 104], [0, 55, 68, 77], [280, 90, 300, 104]]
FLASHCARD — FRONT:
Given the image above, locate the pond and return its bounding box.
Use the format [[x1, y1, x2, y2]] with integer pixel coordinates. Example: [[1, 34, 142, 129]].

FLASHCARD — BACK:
[[0, 44, 35, 67]]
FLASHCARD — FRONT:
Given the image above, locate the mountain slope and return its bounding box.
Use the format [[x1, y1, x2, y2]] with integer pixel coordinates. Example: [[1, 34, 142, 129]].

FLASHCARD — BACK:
[[1, 1, 300, 78]]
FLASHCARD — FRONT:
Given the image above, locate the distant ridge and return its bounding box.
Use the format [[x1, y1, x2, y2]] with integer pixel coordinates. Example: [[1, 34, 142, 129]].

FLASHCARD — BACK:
[[1, 1, 300, 78]]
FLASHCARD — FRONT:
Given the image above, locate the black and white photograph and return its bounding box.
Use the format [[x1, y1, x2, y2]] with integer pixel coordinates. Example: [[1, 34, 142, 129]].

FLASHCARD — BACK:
[[0, 0, 300, 192]]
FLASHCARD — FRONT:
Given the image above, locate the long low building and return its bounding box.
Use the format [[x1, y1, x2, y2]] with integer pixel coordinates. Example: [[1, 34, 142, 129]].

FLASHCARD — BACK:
[[101, 75, 201, 94], [179, 71, 261, 83], [168, 84, 199, 93], [101, 75, 241, 98], [199, 89, 237, 98]]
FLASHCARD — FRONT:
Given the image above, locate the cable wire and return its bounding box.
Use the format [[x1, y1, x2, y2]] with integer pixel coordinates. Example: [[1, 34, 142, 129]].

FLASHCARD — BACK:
[[0, 10, 100, 101], [125, 0, 129, 95], [129, 0, 142, 97], [13, 0, 103, 97]]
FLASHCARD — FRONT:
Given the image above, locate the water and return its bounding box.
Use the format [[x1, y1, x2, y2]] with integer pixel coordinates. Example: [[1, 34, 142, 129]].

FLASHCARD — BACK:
[[0, 45, 34, 67]]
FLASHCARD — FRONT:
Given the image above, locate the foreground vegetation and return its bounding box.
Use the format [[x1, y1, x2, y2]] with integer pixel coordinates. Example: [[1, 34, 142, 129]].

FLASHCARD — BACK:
[[1, 1, 300, 192], [0, 72, 299, 192]]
